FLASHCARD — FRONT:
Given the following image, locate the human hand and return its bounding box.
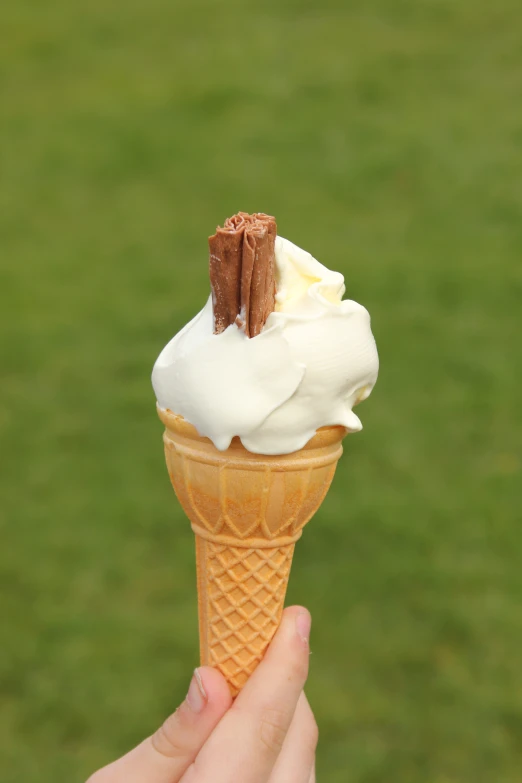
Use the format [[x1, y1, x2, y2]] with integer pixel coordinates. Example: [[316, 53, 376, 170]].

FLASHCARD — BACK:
[[87, 606, 317, 783]]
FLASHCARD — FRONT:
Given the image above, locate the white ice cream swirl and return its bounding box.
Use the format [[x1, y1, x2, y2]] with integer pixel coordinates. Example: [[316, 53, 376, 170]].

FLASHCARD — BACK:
[[152, 236, 379, 455]]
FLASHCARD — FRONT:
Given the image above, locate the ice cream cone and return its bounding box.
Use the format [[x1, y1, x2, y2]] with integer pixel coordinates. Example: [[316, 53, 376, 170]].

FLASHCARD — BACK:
[[158, 407, 347, 696]]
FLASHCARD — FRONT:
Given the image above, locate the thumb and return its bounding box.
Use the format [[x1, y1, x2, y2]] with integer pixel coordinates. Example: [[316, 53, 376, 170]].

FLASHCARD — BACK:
[[87, 667, 232, 783]]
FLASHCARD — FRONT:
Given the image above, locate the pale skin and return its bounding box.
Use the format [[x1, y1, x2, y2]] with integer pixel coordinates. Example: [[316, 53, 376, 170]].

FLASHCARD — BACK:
[[87, 606, 317, 783]]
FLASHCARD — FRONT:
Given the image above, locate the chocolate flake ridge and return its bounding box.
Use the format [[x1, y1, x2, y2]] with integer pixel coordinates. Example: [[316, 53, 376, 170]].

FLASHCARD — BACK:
[[208, 212, 277, 338]]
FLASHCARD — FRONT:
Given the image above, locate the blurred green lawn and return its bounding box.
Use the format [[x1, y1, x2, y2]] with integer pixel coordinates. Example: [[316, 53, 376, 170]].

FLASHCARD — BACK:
[[1, 0, 522, 781]]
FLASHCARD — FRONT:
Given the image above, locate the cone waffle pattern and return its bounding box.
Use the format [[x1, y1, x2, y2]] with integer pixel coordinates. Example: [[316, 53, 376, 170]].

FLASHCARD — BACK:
[[197, 538, 294, 693], [158, 408, 347, 695]]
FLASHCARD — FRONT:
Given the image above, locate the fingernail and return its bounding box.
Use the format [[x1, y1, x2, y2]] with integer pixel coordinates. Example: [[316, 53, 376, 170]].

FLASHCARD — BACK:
[[296, 610, 311, 644], [186, 668, 207, 713]]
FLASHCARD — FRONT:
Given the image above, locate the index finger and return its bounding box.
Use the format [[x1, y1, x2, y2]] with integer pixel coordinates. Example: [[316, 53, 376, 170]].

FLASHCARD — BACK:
[[184, 606, 311, 783]]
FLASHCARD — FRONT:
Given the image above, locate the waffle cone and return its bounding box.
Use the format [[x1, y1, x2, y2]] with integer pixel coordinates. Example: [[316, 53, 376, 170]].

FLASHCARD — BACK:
[[158, 408, 347, 696]]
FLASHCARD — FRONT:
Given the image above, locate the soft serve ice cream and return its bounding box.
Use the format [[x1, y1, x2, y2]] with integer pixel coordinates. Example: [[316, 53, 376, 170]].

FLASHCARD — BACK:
[[152, 218, 378, 455]]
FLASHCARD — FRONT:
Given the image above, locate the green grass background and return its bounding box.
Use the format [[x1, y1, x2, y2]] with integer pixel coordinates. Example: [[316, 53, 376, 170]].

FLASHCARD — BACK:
[[1, 0, 521, 780]]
